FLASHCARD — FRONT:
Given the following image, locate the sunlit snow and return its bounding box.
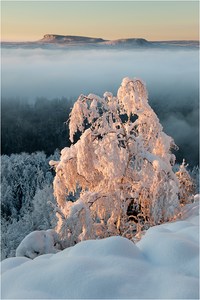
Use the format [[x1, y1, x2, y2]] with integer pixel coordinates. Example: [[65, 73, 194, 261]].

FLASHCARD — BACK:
[[1, 198, 199, 299]]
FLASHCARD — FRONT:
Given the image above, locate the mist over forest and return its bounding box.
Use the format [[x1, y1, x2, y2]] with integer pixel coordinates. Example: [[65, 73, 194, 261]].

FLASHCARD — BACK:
[[1, 47, 199, 166]]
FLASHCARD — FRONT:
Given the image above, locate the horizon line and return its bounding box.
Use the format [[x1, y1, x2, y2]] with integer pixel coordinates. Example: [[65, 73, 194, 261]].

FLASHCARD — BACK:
[[1, 35, 200, 43]]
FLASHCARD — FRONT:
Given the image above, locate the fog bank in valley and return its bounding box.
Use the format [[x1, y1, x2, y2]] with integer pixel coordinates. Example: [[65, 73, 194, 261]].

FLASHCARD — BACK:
[[1, 48, 199, 165]]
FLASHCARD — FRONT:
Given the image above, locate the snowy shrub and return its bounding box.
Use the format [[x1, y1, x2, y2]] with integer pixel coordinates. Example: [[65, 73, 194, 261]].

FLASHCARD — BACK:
[[1, 185, 57, 261], [16, 229, 61, 259], [50, 77, 181, 246]]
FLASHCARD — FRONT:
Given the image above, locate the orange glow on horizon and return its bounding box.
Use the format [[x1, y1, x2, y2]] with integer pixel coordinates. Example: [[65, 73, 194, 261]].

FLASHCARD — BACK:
[[1, 1, 199, 42]]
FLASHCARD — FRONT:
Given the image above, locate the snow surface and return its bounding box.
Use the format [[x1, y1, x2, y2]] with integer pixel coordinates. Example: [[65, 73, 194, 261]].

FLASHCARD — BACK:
[[1, 199, 199, 299]]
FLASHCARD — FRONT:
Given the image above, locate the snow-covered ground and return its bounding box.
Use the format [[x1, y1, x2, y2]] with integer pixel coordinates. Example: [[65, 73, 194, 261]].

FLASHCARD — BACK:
[[1, 197, 199, 299]]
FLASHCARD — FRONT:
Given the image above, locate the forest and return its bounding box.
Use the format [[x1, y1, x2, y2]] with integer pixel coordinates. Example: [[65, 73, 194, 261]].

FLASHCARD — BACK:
[[1, 94, 199, 166], [1, 97, 72, 155], [1, 97, 72, 259], [1, 76, 199, 300], [1, 79, 199, 260]]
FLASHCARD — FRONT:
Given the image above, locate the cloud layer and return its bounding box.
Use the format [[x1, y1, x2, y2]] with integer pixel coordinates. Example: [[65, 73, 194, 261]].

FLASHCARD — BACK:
[[2, 48, 199, 165]]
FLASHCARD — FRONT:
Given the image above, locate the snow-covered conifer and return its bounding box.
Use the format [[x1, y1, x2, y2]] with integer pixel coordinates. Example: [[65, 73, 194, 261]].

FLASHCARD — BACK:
[[176, 159, 196, 204], [1, 151, 58, 260]]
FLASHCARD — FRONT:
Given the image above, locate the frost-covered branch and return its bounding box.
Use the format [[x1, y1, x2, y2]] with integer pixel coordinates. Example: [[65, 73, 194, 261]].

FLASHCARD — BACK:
[[50, 77, 186, 247]]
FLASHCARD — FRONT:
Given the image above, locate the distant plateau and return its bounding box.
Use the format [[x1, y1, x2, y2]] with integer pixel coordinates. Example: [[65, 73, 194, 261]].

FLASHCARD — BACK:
[[2, 34, 199, 49]]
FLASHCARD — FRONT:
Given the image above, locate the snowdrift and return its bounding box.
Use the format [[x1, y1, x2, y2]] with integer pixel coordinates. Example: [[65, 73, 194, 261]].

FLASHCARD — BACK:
[[1, 200, 199, 299]]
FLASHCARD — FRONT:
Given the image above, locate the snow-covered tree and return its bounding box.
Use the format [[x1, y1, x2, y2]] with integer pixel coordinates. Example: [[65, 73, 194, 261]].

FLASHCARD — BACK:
[[1, 152, 53, 220], [1, 151, 58, 260], [176, 159, 196, 204], [32, 184, 57, 230], [190, 165, 199, 194], [50, 77, 180, 246]]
